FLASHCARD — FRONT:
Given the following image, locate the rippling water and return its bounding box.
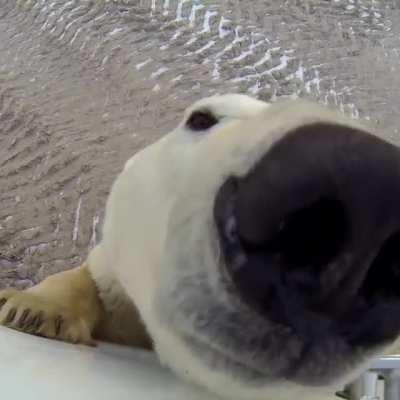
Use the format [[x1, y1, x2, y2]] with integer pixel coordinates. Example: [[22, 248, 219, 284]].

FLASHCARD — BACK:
[[1, 0, 400, 288]]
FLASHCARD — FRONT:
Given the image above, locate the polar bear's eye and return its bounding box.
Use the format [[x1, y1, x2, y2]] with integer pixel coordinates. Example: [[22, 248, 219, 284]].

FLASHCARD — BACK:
[[186, 110, 219, 132]]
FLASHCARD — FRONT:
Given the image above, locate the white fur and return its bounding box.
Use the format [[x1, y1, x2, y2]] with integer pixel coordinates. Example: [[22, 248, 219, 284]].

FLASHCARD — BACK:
[[88, 94, 387, 399]]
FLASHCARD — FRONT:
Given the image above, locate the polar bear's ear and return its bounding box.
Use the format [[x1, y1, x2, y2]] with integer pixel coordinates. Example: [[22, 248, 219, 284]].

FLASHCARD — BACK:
[[185, 108, 219, 132]]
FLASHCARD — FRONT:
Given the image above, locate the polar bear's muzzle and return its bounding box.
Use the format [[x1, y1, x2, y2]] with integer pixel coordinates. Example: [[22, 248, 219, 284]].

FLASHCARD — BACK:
[[213, 121, 400, 381]]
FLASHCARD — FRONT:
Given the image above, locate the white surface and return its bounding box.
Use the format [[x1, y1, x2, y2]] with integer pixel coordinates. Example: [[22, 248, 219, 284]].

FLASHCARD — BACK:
[[0, 327, 220, 400]]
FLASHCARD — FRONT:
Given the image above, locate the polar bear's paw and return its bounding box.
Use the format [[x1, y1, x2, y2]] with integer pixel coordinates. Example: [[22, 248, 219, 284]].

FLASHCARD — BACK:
[[0, 263, 101, 346], [0, 288, 95, 345]]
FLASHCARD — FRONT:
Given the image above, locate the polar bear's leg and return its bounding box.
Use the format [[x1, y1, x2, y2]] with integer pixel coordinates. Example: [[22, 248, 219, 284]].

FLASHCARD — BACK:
[[87, 245, 151, 348], [0, 245, 151, 348], [0, 261, 102, 345]]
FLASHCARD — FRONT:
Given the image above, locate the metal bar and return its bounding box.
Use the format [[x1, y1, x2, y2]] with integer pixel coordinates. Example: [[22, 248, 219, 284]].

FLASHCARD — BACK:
[[347, 356, 400, 400], [348, 371, 379, 400], [383, 370, 400, 400], [371, 357, 400, 370]]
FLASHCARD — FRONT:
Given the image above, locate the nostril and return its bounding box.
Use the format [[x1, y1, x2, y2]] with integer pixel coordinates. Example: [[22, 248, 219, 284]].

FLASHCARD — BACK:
[[362, 231, 400, 301], [214, 123, 400, 350], [241, 198, 349, 271]]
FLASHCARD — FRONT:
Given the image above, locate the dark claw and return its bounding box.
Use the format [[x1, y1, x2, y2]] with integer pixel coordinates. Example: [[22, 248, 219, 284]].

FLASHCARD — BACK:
[[25, 314, 39, 331], [17, 309, 30, 328], [5, 308, 16, 324], [26, 312, 43, 333], [54, 315, 63, 336], [0, 298, 6, 310], [34, 311, 44, 331]]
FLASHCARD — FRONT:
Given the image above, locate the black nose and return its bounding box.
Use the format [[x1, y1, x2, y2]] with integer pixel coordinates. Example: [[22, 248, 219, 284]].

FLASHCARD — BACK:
[[214, 122, 400, 348]]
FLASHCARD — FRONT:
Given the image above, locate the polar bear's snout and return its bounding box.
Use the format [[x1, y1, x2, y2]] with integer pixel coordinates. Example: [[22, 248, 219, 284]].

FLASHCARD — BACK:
[[214, 120, 400, 352], [141, 96, 400, 396]]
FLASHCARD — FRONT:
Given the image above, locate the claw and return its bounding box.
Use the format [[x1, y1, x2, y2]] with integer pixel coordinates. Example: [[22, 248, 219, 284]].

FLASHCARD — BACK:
[[34, 311, 44, 331], [5, 308, 16, 324], [54, 315, 63, 336], [17, 309, 30, 328], [25, 314, 39, 331], [0, 298, 6, 310]]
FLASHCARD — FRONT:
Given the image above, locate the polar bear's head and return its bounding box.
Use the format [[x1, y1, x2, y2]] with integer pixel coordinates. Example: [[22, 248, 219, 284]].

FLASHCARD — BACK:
[[115, 94, 400, 399]]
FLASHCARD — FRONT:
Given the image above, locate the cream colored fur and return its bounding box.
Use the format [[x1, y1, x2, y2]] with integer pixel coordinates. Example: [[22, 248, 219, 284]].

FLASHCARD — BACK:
[[0, 94, 393, 400]]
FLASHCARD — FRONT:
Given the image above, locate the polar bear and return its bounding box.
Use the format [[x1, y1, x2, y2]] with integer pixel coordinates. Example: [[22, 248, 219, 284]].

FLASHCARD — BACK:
[[1, 94, 400, 400]]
